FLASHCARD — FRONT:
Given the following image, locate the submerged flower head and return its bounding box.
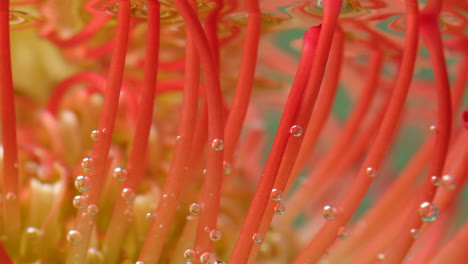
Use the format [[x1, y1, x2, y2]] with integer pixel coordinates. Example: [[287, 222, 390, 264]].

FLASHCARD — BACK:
[[0, 0, 467, 263]]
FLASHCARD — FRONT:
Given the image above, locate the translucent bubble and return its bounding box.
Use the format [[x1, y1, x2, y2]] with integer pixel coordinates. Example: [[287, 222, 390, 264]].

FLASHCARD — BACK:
[[429, 125, 438, 133], [88, 248, 104, 264], [113, 167, 128, 182], [441, 174, 455, 190], [209, 229, 222, 241], [187, 203, 201, 217], [145, 212, 154, 221], [5, 192, 17, 201], [66, 230, 82, 246], [121, 188, 136, 202], [91, 130, 102, 141], [176, 135, 182, 142], [377, 253, 385, 262], [290, 125, 303, 137], [87, 204, 99, 215], [223, 161, 232, 175], [184, 249, 196, 261], [252, 233, 264, 243], [410, 228, 420, 239], [430, 176, 441, 186], [73, 195, 88, 209], [418, 202, 439, 222], [81, 157, 95, 171], [135, 261, 144, 264], [366, 167, 376, 177], [270, 188, 283, 201], [204, 226, 210, 232], [162, 194, 169, 200], [274, 203, 286, 215], [211, 138, 224, 151], [24, 226, 42, 240], [322, 205, 337, 220], [337, 226, 351, 240], [200, 252, 214, 264], [75, 175, 91, 192]]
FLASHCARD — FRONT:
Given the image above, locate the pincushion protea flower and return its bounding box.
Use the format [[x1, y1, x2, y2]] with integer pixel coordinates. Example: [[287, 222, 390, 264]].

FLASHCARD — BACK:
[[0, 0, 467, 263]]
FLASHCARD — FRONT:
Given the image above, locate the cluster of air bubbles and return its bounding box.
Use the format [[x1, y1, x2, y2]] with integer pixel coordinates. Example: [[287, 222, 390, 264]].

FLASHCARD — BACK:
[[441, 174, 455, 190], [270, 188, 283, 201], [337, 226, 351, 240], [113, 167, 128, 182], [252, 233, 264, 243], [290, 125, 303, 137], [87, 204, 99, 215], [184, 249, 196, 262], [322, 205, 338, 220], [410, 228, 420, 239], [418, 202, 439, 223], [365, 167, 376, 177], [274, 203, 286, 215], [209, 229, 222, 241], [81, 157, 95, 171], [211, 138, 224, 151], [73, 195, 88, 209], [66, 230, 82, 246], [74, 175, 91, 192], [121, 188, 136, 202]]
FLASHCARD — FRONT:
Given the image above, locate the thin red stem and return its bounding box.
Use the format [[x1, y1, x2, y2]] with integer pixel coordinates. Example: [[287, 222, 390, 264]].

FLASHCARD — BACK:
[[0, 0, 21, 254]]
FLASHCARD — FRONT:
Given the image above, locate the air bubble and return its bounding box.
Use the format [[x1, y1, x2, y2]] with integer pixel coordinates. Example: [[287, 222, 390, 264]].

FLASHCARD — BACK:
[[200, 252, 214, 264], [189, 203, 201, 215], [176, 135, 182, 142], [66, 230, 82, 246], [73, 195, 88, 209], [290, 125, 303, 137], [429, 125, 438, 133], [184, 249, 196, 261], [88, 248, 104, 264], [87, 204, 99, 215], [145, 212, 154, 221], [91, 130, 102, 141], [430, 176, 441, 186], [135, 261, 144, 264], [209, 229, 222, 241], [121, 188, 136, 202], [75, 175, 91, 192], [441, 174, 455, 190], [81, 157, 95, 171], [5, 192, 17, 201], [211, 138, 224, 151], [113, 167, 128, 182], [418, 202, 439, 222], [322, 205, 337, 220], [410, 228, 420, 239], [252, 233, 263, 243], [337, 226, 351, 240], [223, 161, 232, 175], [366, 167, 376, 177], [274, 203, 286, 215], [270, 188, 283, 201]]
